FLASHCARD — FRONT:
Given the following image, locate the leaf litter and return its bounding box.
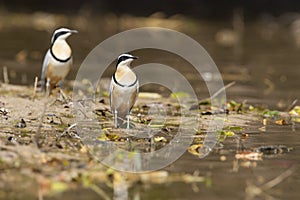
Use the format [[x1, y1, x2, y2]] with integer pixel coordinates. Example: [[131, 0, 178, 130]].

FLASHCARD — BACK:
[[0, 82, 298, 199]]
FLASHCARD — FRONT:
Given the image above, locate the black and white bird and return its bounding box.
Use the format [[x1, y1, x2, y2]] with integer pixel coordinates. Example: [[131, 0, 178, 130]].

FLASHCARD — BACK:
[[110, 54, 139, 128], [40, 27, 77, 94]]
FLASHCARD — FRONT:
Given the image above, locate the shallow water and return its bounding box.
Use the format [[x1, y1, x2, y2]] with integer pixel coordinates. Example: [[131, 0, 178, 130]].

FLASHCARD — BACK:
[[0, 13, 299, 199]]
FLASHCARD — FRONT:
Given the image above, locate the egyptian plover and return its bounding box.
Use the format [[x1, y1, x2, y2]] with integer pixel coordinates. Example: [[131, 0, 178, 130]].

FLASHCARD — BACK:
[[110, 54, 139, 128], [40, 27, 77, 94]]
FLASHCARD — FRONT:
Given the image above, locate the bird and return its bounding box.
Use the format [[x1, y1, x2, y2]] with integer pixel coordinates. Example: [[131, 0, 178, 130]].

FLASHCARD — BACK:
[[40, 27, 78, 95], [110, 54, 139, 128]]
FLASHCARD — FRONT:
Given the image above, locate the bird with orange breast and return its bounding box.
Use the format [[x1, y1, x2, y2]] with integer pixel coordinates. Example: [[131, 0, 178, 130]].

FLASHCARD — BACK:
[[110, 54, 139, 128], [40, 27, 77, 95]]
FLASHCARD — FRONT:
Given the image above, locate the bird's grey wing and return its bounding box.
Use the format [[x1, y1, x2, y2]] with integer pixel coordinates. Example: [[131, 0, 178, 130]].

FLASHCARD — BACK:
[[135, 80, 139, 103], [41, 50, 51, 80], [109, 76, 114, 111], [129, 80, 139, 111], [40, 50, 51, 91]]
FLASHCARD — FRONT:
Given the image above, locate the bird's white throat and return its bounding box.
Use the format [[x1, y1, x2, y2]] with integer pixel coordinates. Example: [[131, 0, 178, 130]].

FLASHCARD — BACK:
[[115, 65, 137, 86], [51, 40, 72, 60]]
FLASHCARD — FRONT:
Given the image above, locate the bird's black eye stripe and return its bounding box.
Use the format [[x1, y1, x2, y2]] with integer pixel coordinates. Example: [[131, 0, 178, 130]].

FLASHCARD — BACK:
[[52, 31, 69, 43], [116, 56, 134, 68]]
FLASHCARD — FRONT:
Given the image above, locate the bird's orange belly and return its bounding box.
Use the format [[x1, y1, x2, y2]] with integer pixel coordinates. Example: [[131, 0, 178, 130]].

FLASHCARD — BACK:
[[111, 84, 137, 117], [45, 62, 71, 87]]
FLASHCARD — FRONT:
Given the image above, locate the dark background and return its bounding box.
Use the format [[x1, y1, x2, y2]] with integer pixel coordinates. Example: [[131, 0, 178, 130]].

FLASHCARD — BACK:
[[0, 0, 299, 107], [1, 0, 300, 19]]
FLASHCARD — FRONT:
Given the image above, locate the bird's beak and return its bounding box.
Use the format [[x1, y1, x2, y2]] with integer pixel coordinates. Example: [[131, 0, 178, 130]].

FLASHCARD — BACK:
[[70, 30, 78, 34], [132, 56, 138, 59]]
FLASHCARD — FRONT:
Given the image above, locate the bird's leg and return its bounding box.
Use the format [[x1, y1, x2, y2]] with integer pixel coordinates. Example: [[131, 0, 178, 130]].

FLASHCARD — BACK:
[[46, 78, 50, 96], [126, 110, 130, 129], [126, 110, 132, 150], [114, 110, 118, 128], [40, 79, 45, 92], [59, 81, 68, 102]]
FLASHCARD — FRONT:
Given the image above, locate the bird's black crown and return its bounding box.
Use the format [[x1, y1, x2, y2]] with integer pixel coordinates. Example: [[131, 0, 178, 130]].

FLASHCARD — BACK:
[[52, 31, 69, 43], [116, 54, 138, 68]]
